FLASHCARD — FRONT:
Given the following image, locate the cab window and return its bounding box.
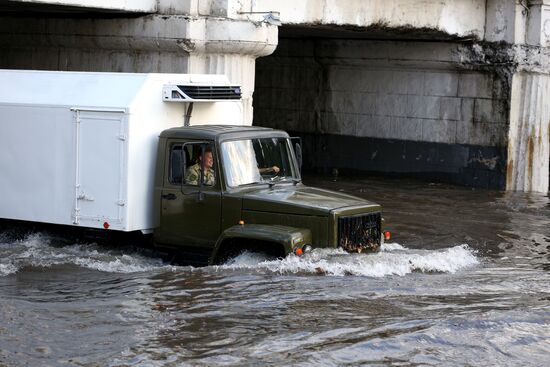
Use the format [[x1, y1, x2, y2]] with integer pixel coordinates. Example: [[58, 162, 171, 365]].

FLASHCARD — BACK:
[[168, 142, 216, 186]]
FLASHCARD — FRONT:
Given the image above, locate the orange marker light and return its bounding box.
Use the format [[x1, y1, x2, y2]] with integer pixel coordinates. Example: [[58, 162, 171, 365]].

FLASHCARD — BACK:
[[238, 220, 245, 225], [384, 231, 391, 241], [103, 222, 110, 229], [295, 248, 303, 256]]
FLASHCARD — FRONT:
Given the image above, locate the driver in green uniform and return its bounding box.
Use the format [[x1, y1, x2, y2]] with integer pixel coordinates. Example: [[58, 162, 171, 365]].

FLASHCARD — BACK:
[[185, 149, 215, 186]]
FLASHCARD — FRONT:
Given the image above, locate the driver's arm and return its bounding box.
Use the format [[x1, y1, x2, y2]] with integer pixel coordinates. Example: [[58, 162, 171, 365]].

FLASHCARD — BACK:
[[259, 165, 280, 174]]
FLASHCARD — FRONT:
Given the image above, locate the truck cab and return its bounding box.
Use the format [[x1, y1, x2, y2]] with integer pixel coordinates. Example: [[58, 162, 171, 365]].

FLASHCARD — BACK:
[[154, 125, 383, 264]]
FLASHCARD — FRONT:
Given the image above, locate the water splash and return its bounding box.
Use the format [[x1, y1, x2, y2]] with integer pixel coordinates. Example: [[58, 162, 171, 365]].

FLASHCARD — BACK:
[[0, 232, 172, 276], [1, 232, 480, 278], [219, 243, 479, 277], [0, 263, 18, 276]]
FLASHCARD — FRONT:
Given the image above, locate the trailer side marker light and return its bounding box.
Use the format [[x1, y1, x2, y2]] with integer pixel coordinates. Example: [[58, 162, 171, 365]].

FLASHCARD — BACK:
[[103, 222, 110, 229], [384, 231, 391, 241], [295, 248, 303, 256], [238, 220, 245, 225]]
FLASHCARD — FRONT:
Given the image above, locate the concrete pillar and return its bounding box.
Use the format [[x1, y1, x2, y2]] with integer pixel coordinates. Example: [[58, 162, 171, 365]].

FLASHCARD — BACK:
[[526, 0, 550, 46], [502, 1, 550, 193], [187, 53, 257, 125], [485, 0, 528, 43], [507, 72, 550, 192], [181, 17, 276, 124]]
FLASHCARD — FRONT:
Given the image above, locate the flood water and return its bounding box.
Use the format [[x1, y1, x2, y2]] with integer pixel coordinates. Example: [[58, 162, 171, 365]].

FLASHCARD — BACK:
[[1, 175, 549, 366]]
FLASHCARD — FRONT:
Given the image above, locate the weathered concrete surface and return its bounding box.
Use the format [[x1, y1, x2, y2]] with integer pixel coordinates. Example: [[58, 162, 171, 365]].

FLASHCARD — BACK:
[[484, 0, 526, 43], [253, 0, 486, 39], [257, 40, 509, 145], [1, 0, 550, 192], [507, 72, 550, 192], [525, 0, 550, 46], [0, 14, 277, 124], [455, 39, 550, 192], [1, 0, 156, 12], [254, 38, 511, 189], [252, 0, 550, 192]]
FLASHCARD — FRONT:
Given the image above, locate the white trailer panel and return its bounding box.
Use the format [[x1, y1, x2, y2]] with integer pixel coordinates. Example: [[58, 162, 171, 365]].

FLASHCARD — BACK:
[[1, 105, 75, 225], [0, 69, 244, 231]]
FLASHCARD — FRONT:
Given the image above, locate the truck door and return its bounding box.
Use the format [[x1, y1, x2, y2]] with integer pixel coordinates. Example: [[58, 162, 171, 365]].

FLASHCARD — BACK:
[[159, 140, 222, 249], [74, 110, 125, 228]]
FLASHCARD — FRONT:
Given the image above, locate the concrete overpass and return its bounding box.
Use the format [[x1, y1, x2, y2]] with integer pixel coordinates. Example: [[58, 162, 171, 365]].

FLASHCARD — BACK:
[[0, 0, 548, 193], [0, 0, 155, 13]]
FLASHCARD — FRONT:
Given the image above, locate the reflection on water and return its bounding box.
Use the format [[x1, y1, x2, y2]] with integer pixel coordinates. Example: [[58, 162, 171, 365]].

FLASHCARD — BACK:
[[0, 175, 549, 366]]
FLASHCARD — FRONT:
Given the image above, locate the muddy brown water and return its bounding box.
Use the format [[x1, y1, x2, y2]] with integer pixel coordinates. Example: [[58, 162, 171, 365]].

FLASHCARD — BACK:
[[1, 175, 549, 366]]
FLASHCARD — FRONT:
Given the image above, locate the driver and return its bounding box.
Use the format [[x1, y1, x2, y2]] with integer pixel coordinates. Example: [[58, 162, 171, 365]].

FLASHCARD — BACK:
[[185, 148, 215, 186]]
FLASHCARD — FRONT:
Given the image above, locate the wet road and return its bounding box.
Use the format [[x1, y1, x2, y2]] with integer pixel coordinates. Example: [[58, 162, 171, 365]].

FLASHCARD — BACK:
[[1, 175, 549, 366]]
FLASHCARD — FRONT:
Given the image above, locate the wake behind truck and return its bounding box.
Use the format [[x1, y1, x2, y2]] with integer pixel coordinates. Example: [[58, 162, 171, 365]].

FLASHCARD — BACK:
[[0, 69, 386, 264]]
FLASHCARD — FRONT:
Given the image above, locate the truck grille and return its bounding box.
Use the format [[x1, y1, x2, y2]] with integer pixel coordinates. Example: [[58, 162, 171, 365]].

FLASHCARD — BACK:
[[338, 212, 381, 252]]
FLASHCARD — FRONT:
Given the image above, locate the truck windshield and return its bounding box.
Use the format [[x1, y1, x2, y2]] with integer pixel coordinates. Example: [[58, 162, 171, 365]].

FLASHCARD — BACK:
[[221, 137, 299, 187]]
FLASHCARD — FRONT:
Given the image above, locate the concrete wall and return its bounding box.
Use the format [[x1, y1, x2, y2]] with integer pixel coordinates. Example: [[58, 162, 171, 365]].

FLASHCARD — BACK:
[[0, 14, 277, 125], [4, 0, 156, 12], [507, 72, 550, 192], [254, 38, 510, 188], [1, 0, 549, 192]]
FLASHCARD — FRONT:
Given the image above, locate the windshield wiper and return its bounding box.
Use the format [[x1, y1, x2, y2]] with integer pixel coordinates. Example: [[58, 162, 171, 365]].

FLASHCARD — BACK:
[[239, 177, 298, 188], [268, 176, 299, 188], [239, 181, 268, 187]]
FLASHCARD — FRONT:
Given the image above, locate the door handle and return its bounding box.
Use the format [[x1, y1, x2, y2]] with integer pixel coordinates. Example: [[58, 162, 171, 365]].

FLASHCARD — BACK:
[[162, 193, 177, 200]]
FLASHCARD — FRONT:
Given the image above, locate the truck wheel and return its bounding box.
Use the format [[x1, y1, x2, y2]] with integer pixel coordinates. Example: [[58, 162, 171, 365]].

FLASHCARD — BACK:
[[213, 239, 285, 265]]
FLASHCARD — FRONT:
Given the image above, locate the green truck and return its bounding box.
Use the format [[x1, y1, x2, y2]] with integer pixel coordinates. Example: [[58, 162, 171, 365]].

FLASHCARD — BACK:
[[154, 125, 385, 264], [0, 70, 386, 265]]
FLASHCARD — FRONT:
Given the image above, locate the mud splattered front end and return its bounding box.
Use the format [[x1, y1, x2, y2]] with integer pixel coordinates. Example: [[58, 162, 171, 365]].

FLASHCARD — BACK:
[[330, 204, 383, 253], [241, 186, 383, 254]]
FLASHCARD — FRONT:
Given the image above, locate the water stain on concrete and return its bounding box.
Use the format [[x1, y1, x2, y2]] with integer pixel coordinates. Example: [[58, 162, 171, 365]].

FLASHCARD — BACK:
[[527, 133, 534, 189]]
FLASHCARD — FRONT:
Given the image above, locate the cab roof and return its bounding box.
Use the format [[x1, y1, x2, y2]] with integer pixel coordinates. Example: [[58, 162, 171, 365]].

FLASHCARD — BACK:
[[160, 125, 289, 141]]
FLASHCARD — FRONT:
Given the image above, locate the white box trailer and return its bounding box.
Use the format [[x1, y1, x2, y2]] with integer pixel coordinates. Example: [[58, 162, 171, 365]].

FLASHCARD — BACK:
[[0, 69, 243, 232]]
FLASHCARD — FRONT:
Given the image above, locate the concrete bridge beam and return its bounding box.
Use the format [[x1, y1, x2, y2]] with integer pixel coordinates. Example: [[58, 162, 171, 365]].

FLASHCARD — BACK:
[[1, 0, 157, 12], [252, 0, 487, 39], [0, 13, 277, 124]]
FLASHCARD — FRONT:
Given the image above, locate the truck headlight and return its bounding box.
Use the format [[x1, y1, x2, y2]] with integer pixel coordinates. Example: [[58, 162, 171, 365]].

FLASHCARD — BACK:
[[292, 237, 303, 246], [294, 244, 312, 256]]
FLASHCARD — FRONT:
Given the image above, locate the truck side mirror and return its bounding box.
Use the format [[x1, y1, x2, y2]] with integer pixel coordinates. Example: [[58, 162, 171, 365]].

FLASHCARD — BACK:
[[291, 137, 303, 172]]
